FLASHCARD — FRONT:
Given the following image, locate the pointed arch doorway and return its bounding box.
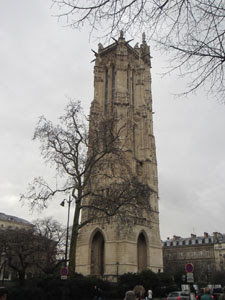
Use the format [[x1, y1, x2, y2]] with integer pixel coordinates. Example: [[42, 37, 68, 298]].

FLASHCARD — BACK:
[[137, 232, 147, 272], [91, 231, 105, 276]]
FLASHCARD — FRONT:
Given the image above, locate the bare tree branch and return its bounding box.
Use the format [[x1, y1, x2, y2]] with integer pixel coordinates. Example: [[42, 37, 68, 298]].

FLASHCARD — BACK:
[[51, 0, 225, 101]]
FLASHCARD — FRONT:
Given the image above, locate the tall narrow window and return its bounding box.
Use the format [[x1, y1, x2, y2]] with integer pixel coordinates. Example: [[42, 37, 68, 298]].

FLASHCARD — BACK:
[[137, 233, 147, 272], [104, 69, 108, 114], [91, 231, 104, 276], [132, 70, 135, 108], [111, 66, 115, 106], [127, 68, 129, 91], [133, 125, 136, 156]]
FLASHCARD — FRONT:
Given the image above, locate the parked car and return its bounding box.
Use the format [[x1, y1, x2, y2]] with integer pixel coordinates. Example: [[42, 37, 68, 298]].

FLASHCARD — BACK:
[[211, 288, 223, 300], [195, 288, 215, 300], [167, 291, 190, 300], [195, 288, 205, 299]]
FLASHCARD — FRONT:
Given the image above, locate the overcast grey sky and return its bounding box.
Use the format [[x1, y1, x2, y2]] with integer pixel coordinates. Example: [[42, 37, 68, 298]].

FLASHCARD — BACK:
[[1, 0, 225, 240]]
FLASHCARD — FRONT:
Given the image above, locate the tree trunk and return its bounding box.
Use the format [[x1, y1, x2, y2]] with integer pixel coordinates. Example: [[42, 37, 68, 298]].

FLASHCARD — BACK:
[[68, 200, 80, 275]]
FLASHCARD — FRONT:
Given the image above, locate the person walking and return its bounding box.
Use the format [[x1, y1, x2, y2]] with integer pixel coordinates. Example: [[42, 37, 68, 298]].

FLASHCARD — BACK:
[[124, 290, 135, 300], [147, 289, 153, 300], [93, 285, 102, 300], [133, 285, 146, 300]]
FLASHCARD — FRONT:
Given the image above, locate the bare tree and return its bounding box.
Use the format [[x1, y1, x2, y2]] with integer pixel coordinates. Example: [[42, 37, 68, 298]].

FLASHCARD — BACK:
[[33, 218, 66, 275], [51, 0, 225, 101], [21, 101, 152, 275], [0, 219, 66, 283], [0, 228, 38, 283]]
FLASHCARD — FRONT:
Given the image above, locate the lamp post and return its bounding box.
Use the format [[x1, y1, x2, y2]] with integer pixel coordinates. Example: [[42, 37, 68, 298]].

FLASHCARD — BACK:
[[60, 196, 72, 267]]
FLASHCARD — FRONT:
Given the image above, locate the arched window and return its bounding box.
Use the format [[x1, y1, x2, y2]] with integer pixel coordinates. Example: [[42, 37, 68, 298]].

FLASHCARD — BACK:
[[137, 232, 147, 272], [91, 231, 104, 276]]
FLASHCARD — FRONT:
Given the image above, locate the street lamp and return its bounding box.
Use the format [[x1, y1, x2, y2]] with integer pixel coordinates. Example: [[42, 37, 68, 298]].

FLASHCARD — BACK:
[[60, 196, 72, 267]]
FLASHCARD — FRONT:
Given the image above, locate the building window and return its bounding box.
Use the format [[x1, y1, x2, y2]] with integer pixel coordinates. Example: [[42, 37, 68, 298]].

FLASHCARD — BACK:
[[137, 233, 147, 272], [111, 66, 115, 105], [91, 231, 105, 276], [132, 70, 135, 107], [133, 125, 136, 155], [104, 69, 108, 114], [127, 68, 129, 90]]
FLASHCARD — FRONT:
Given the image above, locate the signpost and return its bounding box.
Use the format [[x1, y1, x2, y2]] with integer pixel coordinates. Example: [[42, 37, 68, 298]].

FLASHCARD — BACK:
[[60, 266, 68, 280], [185, 263, 194, 284], [185, 263, 194, 273], [187, 272, 194, 283]]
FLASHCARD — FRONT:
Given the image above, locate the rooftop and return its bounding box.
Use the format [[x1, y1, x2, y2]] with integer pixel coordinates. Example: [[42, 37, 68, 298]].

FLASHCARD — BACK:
[[0, 212, 32, 226], [163, 232, 225, 247]]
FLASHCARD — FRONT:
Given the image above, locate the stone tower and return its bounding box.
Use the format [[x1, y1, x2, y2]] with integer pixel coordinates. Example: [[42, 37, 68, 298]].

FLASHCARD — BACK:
[[76, 32, 163, 280]]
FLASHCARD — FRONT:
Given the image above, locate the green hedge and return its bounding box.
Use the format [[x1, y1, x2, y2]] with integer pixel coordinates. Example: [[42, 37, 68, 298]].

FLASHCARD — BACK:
[[4, 271, 176, 300]]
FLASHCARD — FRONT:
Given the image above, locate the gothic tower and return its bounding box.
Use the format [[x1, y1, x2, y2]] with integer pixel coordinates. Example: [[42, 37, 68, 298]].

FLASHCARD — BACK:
[[76, 32, 163, 280]]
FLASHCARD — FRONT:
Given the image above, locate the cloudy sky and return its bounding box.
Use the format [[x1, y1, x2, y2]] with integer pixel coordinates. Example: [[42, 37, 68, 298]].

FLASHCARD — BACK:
[[1, 0, 225, 240]]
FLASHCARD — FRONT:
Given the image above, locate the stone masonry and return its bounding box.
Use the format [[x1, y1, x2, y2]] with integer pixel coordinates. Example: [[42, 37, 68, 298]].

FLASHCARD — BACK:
[[76, 32, 163, 280]]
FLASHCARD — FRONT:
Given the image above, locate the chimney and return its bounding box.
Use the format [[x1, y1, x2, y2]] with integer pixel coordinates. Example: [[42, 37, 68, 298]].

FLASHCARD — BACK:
[[173, 235, 181, 240], [191, 234, 196, 238], [213, 232, 222, 240], [204, 232, 208, 238]]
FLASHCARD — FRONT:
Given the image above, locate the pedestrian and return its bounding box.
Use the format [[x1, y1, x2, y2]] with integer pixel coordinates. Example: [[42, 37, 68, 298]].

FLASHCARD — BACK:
[[147, 289, 153, 300], [124, 290, 135, 300], [201, 288, 211, 300], [0, 287, 8, 300], [93, 285, 102, 300], [133, 285, 146, 300]]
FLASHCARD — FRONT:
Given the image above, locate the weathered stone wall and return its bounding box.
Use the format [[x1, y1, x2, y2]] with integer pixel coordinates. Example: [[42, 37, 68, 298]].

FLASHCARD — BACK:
[[76, 32, 163, 278]]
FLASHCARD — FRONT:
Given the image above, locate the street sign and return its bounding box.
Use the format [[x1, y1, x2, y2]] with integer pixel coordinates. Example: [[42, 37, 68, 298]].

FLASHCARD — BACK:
[[185, 263, 194, 273], [60, 266, 68, 280], [186, 272, 194, 283]]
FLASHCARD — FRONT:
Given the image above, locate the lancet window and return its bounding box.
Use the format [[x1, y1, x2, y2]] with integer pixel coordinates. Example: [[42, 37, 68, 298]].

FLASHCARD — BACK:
[[104, 69, 108, 114]]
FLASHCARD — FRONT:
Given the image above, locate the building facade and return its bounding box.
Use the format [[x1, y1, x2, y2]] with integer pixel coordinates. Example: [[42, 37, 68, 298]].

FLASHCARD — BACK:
[[163, 232, 225, 282], [0, 212, 34, 281], [76, 32, 163, 280], [0, 212, 33, 230], [213, 233, 225, 272]]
